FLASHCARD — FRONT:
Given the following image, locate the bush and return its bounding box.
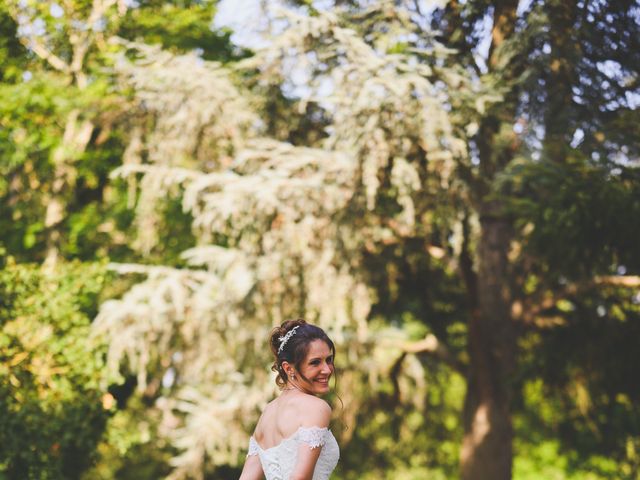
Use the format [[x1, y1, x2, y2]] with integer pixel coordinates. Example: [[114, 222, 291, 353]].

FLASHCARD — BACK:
[[0, 261, 110, 480]]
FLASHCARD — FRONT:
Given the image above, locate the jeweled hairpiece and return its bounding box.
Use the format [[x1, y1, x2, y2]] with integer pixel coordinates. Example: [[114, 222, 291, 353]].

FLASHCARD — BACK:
[[278, 325, 300, 354]]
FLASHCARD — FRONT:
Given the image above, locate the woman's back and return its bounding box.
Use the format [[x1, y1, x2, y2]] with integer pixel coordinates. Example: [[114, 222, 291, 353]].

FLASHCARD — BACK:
[[253, 393, 305, 449]]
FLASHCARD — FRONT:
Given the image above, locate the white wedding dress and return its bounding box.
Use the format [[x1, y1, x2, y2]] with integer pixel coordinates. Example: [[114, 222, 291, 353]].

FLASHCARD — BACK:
[[247, 426, 339, 480]]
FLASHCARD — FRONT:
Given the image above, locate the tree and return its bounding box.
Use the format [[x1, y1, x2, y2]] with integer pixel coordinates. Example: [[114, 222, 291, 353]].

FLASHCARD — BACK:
[[0, 2, 243, 478], [1, 0, 236, 267], [432, 0, 640, 478]]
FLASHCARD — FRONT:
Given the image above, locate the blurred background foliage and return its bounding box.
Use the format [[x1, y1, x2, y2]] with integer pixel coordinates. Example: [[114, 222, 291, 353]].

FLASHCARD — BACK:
[[1, 0, 639, 479], [0, 261, 109, 479]]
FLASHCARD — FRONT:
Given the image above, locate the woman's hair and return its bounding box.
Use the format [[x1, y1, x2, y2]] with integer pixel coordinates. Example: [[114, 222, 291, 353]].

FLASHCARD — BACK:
[[270, 319, 335, 388]]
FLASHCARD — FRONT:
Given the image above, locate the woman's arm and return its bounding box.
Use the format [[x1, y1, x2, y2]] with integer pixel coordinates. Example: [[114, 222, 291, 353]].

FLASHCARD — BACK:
[[239, 454, 263, 480], [289, 443, 323, 480], [289, 398, 332, 480]]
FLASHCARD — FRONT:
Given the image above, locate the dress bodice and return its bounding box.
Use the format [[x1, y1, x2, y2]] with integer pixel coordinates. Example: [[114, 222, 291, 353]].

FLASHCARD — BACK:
[[247, 426, 339, 480]]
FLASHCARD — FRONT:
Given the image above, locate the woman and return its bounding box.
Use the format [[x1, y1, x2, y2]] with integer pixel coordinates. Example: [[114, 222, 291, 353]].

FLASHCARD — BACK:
[[239, 319, 340, 480]]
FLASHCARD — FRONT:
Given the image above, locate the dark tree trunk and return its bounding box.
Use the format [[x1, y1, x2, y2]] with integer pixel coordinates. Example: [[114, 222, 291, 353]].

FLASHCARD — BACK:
[[461, 205, 515, 480]]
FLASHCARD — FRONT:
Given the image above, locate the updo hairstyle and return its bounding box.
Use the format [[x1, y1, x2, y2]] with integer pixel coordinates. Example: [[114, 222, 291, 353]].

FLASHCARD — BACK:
[[270, 319, 335, 388]]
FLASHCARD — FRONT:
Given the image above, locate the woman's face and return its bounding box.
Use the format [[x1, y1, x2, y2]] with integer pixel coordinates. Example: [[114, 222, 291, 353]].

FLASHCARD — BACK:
[[294, 339, 334, 396]]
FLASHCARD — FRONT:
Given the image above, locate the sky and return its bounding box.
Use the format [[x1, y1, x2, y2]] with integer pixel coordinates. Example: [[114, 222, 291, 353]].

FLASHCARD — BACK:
[[215, 0, 274, 49]]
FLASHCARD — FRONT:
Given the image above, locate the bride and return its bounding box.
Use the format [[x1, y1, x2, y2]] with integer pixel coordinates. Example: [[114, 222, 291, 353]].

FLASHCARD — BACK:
[[239, 319, 340, 480]]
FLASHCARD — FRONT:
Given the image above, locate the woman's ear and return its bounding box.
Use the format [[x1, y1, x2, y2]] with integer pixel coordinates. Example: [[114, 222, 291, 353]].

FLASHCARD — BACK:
[[280, 361, 295, 377]]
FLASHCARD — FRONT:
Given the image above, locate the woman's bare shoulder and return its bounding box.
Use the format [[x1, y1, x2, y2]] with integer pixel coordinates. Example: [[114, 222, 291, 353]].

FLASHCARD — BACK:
[[295, 394, 332, 427]]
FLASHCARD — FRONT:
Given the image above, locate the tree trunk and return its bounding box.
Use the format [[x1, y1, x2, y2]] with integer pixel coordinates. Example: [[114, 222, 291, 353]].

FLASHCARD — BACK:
[[7, 3, 103, 269], [43, 110, 94, 269], [458, 1, 520, 476], [461, 204, 515, 480]]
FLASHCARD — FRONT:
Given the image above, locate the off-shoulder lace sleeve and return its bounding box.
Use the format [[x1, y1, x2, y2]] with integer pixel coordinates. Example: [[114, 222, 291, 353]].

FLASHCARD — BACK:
[[298, 426, 330, 449], [247, 436, 259, 456]]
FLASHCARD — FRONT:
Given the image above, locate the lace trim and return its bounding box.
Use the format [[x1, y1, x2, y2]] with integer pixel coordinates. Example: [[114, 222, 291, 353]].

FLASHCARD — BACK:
[[247, 436, 259, 456], [248, 426, 331, 453], [298, 426, 330, 449]]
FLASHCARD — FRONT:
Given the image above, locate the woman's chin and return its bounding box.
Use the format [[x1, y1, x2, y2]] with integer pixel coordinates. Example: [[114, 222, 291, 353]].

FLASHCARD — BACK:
[[313, 382, 330, 394]]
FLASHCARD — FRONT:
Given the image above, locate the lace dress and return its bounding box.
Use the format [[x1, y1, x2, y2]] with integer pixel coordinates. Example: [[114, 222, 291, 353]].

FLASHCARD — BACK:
[[247, 426, 339, 480]]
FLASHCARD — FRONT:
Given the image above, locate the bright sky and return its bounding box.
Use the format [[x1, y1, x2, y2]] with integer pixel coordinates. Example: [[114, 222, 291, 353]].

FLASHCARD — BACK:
[[214, 0, 475, 49], [215, 0, 273, 49]]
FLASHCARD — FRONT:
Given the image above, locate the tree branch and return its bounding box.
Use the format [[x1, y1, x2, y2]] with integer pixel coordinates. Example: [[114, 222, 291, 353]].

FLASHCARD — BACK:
[[399, 333, 466, 375], [21, 36, 70, 73], [594, 275, 640, 288], [70, 0, 120, 87], [513, 275, 640, 327], [5, 2, 70, 72]]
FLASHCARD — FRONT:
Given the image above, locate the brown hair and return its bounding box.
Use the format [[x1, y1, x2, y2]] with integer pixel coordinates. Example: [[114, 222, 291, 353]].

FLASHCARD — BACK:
[[270, 319, 336, 388]]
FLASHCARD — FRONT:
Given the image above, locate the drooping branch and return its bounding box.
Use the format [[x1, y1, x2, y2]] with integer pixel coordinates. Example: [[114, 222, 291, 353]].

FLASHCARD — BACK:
[[386, 331, 465, 405], [513, 275, 640, 327]]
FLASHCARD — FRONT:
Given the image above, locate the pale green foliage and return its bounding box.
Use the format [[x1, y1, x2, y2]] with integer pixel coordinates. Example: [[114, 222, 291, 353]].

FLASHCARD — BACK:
[[112, 42, 260, 254], [96, 43, 371, 478], [92, 5, 475, 478], [115, 43, 258, 167], [241, 7, 466, 215]]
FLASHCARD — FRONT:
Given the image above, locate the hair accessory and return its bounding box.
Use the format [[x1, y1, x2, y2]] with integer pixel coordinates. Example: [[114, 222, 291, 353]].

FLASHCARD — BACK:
[[278, 325, 300, 354]]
